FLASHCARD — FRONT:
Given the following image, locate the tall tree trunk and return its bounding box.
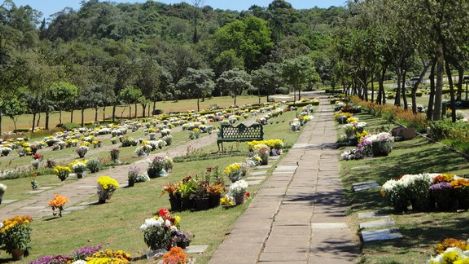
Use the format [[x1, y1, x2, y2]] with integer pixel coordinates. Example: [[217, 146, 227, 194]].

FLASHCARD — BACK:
[[45, 111, 50, 130], [37, 112, 41, 127], [141, 103, 146, 118], [377, 67, 386, 104], [402, 70, 408, 110], [70, 110, 74, 123], [197, 97, 200, 112], [292, 86, 296, 103], [95, 107, 99, 123], [394, 70, 401, 106], [427, 60, 437, 120], [457, 65, 464, 101], [32, 112, 36, 133], [0, 111, 2, 135], [134, 103, 137, 118], [147, 105, 151, 116], [445, 61, 456, 122], [371, 74, 375, 103], [363, 71, 368, 101], [258, 85, 261, 104], [153, 101, 156, 113], [59, 111, 62, 125], [128, 105, 131, 119], [103, 106, 106, 121], [234, 95, 237, 106], [412, 61, 431, 114], [298, 87, 301, 101], [81, 108, 85, 127], [433, 45, 444, 121], [112, 105, 116, 122]]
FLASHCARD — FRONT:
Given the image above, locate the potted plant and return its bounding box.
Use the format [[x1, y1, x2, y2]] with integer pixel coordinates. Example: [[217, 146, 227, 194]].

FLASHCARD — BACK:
[[76, 145, 89, 158], [86, 159, 101, 173], [224, 163, 245, 183], [147, 156, 173, 178], [54, 166, 72, 181], [128, 167, 139, 187], [140, 217, 173, 251], [110, 148, 120, 163], [367, 132, 394, 157], [97, 176, 120, 204], [0, 216, 33, 260], [48, 194, 69, 217], [163, 247, 188, 264], [177, 177, 197, 210], [451, 178, 469, 209], [255, 145, 270, 165], [208, 183, 224, 208], [71, 161, 87, 179], [194, 181, 210, 211], [0, 183, 7, 204], [381, 179, 409, 212], [430, 182, 457, 211], [163, 182, 182, 211], [228, 180, 249, 205]]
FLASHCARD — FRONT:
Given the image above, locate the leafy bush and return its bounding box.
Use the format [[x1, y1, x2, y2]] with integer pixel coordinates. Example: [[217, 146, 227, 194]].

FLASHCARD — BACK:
[[86, 160, 101, 173]]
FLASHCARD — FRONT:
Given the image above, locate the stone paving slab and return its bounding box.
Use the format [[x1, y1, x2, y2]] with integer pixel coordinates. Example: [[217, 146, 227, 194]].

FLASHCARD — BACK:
[[361, 228, 403, 242], [359, 217, 394, 229], [1, 199, 17, 204], [250, 171, 267, 176], [185, 245, 208, 254], [352, 181, 380, 192], [247, 176, 267, 181], [256, 165, 272, 170], [246, 180, 263, 185]]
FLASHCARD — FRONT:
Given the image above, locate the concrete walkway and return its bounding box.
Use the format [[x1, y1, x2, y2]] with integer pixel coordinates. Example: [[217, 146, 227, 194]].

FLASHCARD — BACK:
[[210, 96, 359, 264]]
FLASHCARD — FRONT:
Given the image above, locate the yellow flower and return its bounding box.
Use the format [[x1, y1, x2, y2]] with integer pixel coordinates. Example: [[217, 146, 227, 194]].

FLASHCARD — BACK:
[[97, 176, 120, 190], [220, 196, 235, 207], [174, 215, 181, 226], [224, 163, 242, 175]]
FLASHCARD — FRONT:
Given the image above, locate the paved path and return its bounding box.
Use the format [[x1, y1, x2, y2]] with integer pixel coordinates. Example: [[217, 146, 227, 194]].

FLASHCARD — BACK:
[[210, 96, 359, 264]]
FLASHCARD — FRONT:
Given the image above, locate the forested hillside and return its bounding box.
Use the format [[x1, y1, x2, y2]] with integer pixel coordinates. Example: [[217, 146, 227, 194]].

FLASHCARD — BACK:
[[0, 0, 344, 132]]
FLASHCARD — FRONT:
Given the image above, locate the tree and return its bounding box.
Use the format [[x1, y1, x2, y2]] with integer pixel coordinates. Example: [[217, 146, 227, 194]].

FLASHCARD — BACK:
[[49, 81, 78, 125], [214, 16, 273, 71], [251, 62, 282, 103], [2, 93, 26, 131], [119, 86, 142, 119], [176, 68, 215, 112], [282, 56, 316, 101], [217, 68, 253, 106]]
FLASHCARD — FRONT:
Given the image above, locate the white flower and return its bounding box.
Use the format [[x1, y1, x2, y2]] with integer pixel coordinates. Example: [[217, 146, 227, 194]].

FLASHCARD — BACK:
[[165, 219, 172, 228], [140, 217, 164, 231], [0, 183, 7, 192], [72, 260, 87, 264], [229, 180, 248, 196]]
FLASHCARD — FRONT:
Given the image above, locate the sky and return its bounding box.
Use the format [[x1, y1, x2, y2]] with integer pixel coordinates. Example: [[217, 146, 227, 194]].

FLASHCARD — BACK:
[[13, 0, 346, 19]]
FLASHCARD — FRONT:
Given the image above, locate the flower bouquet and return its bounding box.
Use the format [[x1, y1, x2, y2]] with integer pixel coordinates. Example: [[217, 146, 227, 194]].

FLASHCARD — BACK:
[[75, 145, 88, 158], [71, 160, 87, 179], [0, 216, 33, 260], [86, 249, 131, 264], [48, 194, 69, 217], [255, 144, 270, 165], [366, 132, 394, 156], [224, 163, 245, 183], [381, 179, 409, 212], [0, 183, 6, 204], [430, 181, 456, 211], [54, 166, 72, 181], [148, 156, 173, 178], [110, 148, 120, 163], [163, 182, 182, 212], [451, 178, 469, 209], [163, 247, 188, 264], [207, 183, 225, 208], [428, 238, 469, 264], [140, 209, 188, 251], [86, 159, 101, 173], [97, 176, 120, 204], [290, 118, 301, 131], [227, 180, 249, 205]]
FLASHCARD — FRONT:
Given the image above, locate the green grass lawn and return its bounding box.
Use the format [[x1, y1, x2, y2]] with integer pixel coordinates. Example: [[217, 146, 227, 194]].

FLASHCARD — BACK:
[[0, 106, 309, 263], [337, 112, 469, 264]]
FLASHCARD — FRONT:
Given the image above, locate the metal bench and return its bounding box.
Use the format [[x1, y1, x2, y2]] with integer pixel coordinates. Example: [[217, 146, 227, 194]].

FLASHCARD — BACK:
[[217, 123, 264, 152]]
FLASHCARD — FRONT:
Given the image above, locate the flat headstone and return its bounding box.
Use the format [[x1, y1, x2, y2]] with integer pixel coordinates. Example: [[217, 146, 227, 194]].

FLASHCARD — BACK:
[[256, 165, 272, 170], [292, 143, 317, 149], [269, 156, 280, 160], [250, 171, 267, 176], [22, 206, 46, 210], [351, 165, 371, 171], [358, 211, 379, 219], [352, 181, 380, 192], [26, 190, 45, 194], [185, 245, 208, 254], [359, 217, 394, 229], [78, 185, 96, 189], [66, 206, 88, 211], [276, 165, 297, 171], [246, 180, 263, 185], [361, 229, 403, 242], [1, 199, 17, 204], [312, 223, 348, 229], [38, 186, 53, 190], [247, 176, 267, 181]]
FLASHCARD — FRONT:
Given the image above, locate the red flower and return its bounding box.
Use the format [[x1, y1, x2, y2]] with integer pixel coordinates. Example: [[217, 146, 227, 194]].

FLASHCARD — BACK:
[[245, 192, 250, 198], [159, 208, 171, 218], [32, 153, 43, 160]]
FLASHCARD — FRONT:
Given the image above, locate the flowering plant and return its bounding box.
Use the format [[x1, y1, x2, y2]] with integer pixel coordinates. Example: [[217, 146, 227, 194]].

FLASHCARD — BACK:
[[76, 146, 89, 158], [86, 249, 131, 264], [427, 246, 469, 264], [54, 166, 72, 181], [148, 156, 173, 178], [224, 163, 244, 183], [0, 215, 32, 256], [48, 194, 69, 217], [163, 247, 188, 264], [140, 216, 177, 250], [97, 176, 119, 203]]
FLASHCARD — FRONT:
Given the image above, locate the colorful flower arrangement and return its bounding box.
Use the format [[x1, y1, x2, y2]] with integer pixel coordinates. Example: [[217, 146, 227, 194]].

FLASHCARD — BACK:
[[76, 145, 89, 158], [97, 176, 119, 204], [86, 249, 131, 264], [30, 245, 128, 264], [290, 118, 301, 131], [54, 165, 72, 181], [334, 112, 353, 124], [48, 194, 69, 217], [341, 132, 393, 160], [247, 139, 284, 152], [224, 163, 246, 183], [381, 173, 469, 212], [70, 160, 88, 178], [140, 208, 191, 251], [221, 180, 249, 207], [162, 247, 188, 264], [428, 238, 469, 264], [148, 156, 173, 178], [0, 215, 32, 260]]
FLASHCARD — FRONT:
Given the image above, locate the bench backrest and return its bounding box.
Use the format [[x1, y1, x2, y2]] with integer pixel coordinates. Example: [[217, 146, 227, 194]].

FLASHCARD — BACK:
[[218, 123, 264, 141]]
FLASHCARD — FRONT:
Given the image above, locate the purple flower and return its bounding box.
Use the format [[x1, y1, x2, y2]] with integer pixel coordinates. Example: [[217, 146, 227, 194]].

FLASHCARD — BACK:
[[30, 255, 71, 264], [72, 245, 102, 260], [429, 182, 453, 192]]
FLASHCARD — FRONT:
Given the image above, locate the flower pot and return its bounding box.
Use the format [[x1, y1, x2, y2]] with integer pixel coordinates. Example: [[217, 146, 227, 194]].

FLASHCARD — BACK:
[[181, 197, 194, 211], [98, 189, 113, 204], [77, 172, 85, 179], [432, 191, 457, 211], [128, 179, 135, 187], [169, 195, 182, 212], [194, 197, 211, 211], [209, 194, 221, 208], [410, 198, 433, 212], [11, 249, 24, 260], [234, 193, 245, 205], [371, 141, 392, 156]]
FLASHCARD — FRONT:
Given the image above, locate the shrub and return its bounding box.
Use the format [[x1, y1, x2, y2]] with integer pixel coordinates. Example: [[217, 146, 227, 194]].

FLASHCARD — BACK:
[[87, 160, 101, 173]]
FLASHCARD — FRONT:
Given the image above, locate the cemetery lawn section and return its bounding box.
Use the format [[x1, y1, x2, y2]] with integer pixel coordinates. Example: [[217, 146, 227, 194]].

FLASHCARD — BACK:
[[11, 107, 306, 263], [338, 112, 469, 263]]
